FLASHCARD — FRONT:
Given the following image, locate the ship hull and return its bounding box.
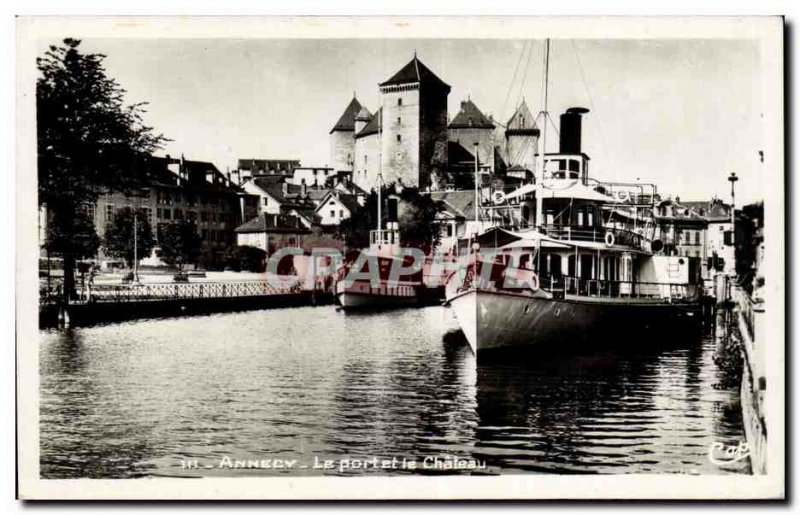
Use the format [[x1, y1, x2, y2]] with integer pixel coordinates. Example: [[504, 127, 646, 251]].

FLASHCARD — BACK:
[[448, 288, 703, 354], [336, 290, 418, 311]]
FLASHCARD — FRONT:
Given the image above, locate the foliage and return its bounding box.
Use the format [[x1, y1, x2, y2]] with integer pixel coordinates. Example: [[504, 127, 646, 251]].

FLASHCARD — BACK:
[[44, 206, 100, 260], [223, 245, 267, 273], [37, 38, 166, 300], [102, 207, 156, 267], [335, 184, 442, 254], [734, 201, 764, 293], [157, 220, 203, 271]]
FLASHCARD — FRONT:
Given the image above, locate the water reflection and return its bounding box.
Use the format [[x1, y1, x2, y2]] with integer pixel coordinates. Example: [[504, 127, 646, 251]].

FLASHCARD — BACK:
[[39, 307, 745, 478]]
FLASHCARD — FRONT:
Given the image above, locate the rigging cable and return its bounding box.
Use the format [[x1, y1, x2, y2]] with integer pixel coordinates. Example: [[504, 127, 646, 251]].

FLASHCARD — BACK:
[[571, 40, 612, 168], [500, 40, 529, 128]]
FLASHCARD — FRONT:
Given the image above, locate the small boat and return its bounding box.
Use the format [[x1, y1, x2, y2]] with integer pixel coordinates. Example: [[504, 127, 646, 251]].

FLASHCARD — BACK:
[[334, 188, 422, 311]]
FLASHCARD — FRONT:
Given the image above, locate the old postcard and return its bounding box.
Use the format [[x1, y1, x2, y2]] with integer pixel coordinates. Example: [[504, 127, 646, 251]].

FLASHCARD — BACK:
[[15, 16, 785, 500]]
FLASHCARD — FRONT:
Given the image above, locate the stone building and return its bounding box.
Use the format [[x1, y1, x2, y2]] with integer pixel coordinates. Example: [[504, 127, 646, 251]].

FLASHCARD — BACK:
[[379, 55, 451, 189], [234, 213, 310, 257], [447, 98, 497, 172], [505, 100, 540, 179], [329, 97, 366, 174], [335, 55, 451, 192], [353, 107, 382, 190], [330, 55, 552, 196]]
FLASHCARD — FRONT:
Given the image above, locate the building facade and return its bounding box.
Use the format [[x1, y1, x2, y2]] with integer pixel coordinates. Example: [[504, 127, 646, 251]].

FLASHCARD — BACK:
[[74, 155, 257, 267]]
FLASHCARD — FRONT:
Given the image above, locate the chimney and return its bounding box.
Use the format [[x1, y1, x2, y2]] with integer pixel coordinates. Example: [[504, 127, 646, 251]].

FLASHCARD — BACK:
[[559, 107, 590, 155], [386, 196, 399, 223], [301, 178, 307, 196]]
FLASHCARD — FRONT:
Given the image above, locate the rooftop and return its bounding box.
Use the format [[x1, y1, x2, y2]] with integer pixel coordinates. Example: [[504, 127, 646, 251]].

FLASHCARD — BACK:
[[330, 97, 366, 134], [355, 107, 383, 139], [430, 190, 476, 220], [235, 213, 311, 234], [379, 55, 451, 91], [449, 99, 495, 129]]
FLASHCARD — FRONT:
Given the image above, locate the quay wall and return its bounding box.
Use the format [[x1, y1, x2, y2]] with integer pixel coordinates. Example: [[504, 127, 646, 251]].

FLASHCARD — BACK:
[[733, 284, 768, 474], [40, 292, 333, 329]]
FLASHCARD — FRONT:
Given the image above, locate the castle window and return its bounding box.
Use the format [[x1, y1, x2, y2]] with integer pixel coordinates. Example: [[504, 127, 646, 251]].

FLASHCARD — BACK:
[[397, 117, 401, 125], [468, 117, 473, 127], [398, 98, 402, 106], [397, 134, 401, 143], [364, 155, 367, 164]]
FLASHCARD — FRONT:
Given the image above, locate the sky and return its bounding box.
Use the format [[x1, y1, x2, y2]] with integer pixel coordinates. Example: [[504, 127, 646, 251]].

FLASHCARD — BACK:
[[52, 37, 763, 204]]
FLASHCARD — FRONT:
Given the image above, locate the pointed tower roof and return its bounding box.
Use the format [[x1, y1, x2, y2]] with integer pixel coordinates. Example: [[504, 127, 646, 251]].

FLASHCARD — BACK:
[[330, 96, 365, 134], [355, 105, 372, 121], [355, 107, 383, 139], [449, 98, 495, 129], [379, 55, 450, 91], [506, 100, 539, 135]]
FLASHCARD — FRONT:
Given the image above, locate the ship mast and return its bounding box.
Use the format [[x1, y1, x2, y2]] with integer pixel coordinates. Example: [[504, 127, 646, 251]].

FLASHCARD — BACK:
[[377, 103, 383, 237], [535, 39, 550, 232]]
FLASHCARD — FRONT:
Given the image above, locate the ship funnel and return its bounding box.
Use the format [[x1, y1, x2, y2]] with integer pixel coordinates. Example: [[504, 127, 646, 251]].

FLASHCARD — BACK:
[[386, 196, 399, 223], [559, 107, 590, 155]]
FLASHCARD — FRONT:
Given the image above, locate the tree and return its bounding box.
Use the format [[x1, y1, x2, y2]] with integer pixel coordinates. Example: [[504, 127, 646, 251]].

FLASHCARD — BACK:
[[44, 207, 100, 262], [158, 220, 203, 271], [37, 38, 166, 300], [224, 245, 267, 273], [102, 207, 156, 268], [336, 184, 442, 254]]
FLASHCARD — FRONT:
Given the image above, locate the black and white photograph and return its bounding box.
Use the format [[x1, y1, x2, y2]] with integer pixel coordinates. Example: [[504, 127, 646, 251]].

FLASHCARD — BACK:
[[15, 16, 785, 500]]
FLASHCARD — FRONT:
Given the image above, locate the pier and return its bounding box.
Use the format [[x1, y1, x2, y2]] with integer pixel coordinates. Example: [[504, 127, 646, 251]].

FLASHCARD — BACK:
[[39, 278, 334, 328]]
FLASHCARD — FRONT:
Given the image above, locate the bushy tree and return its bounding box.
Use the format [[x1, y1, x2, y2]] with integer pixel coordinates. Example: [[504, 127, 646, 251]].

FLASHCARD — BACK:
[[37, 38, 166, 300], [102, 207, 156, 268], [336, 184, 442, 254], [158, 220, 202, 271], [224, 245, 267, 273], [44, 207, 100, 261]]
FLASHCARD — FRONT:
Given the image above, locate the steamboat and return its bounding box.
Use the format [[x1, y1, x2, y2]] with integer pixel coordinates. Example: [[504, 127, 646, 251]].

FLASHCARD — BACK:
[[334, 191, 422, 311], [444, 41, 703, 353]]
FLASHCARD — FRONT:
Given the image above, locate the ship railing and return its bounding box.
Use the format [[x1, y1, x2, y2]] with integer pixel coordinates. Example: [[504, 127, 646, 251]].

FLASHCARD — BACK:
[[540, 224, 646, 250], [370, 229, 398, 246], [585, 179, 657, 207], [63, 279, 303, 304], [542, 274, 699, 301]]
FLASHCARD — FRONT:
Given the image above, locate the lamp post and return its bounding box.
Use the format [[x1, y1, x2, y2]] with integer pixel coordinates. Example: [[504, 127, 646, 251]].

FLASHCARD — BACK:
[[728, 171, 738, 231]]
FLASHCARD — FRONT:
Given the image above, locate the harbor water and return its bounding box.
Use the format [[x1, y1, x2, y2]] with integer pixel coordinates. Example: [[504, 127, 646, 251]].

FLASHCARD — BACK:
[[39, 306, 748, 477]]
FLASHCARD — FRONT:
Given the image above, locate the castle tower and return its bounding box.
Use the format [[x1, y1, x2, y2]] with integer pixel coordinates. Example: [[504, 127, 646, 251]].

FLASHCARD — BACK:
[[448, 98, 496, 171], [329, 96, 365, 173], [505, 100, 540, 170], [378, 55, 451, 189], [354, 105, 371, 135], [353, 107, 381, 191]]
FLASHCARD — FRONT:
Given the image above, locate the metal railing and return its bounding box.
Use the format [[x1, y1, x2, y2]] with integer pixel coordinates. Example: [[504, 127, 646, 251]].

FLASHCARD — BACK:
[[45, 279, 302, 304], [540, 274, 699, 301], [540, 224, 646, 250]]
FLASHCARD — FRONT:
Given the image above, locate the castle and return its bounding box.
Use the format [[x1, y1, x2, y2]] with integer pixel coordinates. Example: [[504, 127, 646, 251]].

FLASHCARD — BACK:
[[329, 55, 541, 192]]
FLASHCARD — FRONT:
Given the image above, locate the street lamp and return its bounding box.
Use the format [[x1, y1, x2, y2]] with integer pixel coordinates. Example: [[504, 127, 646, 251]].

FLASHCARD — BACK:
[[728, 172, 738, 229]]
